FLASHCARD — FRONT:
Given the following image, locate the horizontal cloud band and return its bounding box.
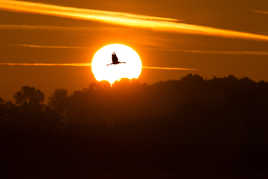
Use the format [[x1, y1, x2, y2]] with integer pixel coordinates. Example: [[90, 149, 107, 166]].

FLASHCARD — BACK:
[[13, 43, 268, 56], [0, 0, 268, 41], [0, 63, 196, 71]]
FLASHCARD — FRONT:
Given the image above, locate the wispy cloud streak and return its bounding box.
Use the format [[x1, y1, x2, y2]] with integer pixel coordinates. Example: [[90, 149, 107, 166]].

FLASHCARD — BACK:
[[0, 63, 90, 67], [163, 49, 268, 56], [0, 0, 268, 41], [0, 24, 86, 30], [0, 1, 177, 22], [143, 66, 196, 71], [0, 24, 117, 31], [14, 44, 88, 49], [12, 43, 268, 57], [253, 9, 268, 15], [14, 43, 268, 57], [0, 62, 196, 71]]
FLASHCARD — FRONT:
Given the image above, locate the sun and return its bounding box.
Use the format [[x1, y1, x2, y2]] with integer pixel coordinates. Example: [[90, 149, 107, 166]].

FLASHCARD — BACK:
[[91, 44, 142, 84]]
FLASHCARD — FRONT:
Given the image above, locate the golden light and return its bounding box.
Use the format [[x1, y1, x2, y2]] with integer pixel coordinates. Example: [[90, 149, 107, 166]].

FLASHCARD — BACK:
[[2, 0, 268, 41], [91, 44, 142, 84]]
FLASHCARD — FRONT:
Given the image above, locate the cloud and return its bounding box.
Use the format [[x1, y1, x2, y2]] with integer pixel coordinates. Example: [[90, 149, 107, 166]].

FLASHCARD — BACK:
[[143, 66, 196, 71], [0, 1, 178, 22], [13, 43, 268, 57], [0, 63, 90, 67], [0, 0, 268, 41], [0, 62, 195, 71], [14, 43, 89, 49], [0, 24, 118, 31], [0, 24, 86, 31], [159, 49, 268, 56], [253, 9, 268, 15]]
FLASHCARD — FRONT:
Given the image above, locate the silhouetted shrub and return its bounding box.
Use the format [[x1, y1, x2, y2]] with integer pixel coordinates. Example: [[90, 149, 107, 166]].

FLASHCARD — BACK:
[[14, 86, 45, 105]]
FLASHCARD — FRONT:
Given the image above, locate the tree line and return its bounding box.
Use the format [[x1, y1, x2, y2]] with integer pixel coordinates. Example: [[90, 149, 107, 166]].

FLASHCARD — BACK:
[[0, 74, 268, 179]]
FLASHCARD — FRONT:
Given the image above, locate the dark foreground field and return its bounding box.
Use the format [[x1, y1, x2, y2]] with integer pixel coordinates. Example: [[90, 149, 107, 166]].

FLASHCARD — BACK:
[[0, 74, 268, 179]]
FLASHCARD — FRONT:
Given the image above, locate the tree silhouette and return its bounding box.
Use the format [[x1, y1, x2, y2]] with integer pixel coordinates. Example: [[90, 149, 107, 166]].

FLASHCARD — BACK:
[[0, 97, 4, 104], [14, 86, 44, 105], [48, 89, 68, 115], [0, 75, 268, 178]]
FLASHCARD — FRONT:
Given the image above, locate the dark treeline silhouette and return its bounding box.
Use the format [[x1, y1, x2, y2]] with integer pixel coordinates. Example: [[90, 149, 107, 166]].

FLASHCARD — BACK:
[[0, 74, 268, 178]]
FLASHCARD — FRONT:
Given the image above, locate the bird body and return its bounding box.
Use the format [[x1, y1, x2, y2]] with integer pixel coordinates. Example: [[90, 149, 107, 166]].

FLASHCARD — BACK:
[[107, 52, 126, 66]]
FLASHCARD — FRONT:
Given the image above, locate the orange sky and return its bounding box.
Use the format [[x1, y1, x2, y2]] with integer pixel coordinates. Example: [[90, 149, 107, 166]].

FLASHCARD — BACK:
[[1, 0, 268, 98]]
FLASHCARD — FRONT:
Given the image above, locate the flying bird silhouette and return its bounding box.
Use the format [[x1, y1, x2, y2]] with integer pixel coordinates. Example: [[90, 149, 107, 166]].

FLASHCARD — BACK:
[[107, 52, 126, 66]]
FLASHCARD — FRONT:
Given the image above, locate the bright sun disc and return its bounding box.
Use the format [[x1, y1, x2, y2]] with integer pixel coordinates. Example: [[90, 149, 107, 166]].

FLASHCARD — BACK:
[[91, 44, 142, 84]]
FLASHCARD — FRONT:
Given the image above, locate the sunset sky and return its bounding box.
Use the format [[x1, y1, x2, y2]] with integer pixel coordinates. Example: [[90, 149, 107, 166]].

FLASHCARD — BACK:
[[1, 0, 268, 98]]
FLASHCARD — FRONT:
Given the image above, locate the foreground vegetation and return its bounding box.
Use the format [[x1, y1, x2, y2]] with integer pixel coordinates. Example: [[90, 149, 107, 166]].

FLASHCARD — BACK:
[[0, 74, 268, 178]]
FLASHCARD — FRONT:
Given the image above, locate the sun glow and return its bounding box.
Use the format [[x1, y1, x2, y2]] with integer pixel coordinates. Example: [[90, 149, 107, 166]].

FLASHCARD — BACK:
[[91, 44, 142, 84]]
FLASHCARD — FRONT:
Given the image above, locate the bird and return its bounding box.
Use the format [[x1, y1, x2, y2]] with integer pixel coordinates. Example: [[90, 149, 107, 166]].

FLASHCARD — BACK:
[[107, 52, 126, 66]]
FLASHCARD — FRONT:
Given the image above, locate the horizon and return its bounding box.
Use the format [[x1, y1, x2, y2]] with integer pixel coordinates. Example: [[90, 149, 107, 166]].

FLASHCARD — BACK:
[[0, 73, 265, 102]]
